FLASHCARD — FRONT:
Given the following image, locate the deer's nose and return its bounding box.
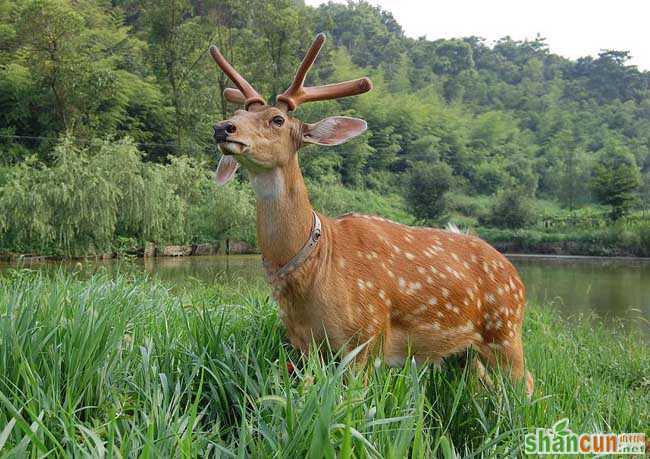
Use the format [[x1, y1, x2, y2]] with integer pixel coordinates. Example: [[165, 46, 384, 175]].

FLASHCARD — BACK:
[[213, 122, 236, 142]]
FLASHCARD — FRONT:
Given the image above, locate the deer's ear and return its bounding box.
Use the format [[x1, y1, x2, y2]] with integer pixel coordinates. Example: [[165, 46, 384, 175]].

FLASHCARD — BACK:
[[302, 116, 367, 146]]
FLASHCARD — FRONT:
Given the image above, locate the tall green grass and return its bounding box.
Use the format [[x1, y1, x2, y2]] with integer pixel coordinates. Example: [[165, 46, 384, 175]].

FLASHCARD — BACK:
[[0, 270, 647, 456]]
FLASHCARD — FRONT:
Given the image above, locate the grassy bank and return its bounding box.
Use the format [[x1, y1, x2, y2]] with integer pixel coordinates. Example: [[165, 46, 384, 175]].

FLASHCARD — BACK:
[[479, 225, 650, 258], [0, 271, 648, 456]]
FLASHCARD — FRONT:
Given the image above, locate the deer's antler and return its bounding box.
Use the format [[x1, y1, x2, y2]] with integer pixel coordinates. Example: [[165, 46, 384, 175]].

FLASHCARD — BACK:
[[276, 33, 373, 112], [210, 45, 265, 110]]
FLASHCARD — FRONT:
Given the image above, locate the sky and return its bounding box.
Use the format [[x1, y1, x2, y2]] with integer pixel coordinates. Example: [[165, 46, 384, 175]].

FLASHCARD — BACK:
[[304, 0, 650, 70]]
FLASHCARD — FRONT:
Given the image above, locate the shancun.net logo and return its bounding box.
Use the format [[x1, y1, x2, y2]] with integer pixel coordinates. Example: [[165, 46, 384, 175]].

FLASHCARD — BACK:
[[524, 418, 646, 455]]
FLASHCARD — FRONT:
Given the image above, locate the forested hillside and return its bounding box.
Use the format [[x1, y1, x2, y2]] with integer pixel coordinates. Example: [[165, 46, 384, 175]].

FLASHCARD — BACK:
[[1, 0, 649, 256]]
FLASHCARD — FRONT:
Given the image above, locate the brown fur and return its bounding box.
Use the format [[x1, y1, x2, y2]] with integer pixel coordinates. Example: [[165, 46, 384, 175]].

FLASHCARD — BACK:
[[218, 107, 534, 397]]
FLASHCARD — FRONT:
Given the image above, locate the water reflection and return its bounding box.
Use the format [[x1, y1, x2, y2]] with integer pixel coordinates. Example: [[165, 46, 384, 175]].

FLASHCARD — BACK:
[[509, 255, 650, 330], [2, 254, 648, 334]]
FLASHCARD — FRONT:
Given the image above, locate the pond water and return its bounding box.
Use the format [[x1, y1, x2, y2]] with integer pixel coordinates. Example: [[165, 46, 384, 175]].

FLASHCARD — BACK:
[[2, 254, 649, 335]]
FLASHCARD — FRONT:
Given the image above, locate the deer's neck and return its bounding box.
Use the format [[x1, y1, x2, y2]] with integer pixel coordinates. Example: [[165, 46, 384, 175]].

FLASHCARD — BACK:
[[250, 156, 314, 269]]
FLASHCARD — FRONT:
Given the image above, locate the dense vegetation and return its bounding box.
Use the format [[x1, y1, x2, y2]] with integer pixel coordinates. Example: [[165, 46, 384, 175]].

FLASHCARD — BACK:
[[1, 0, 650, 256], [0, 270, 647, 455]]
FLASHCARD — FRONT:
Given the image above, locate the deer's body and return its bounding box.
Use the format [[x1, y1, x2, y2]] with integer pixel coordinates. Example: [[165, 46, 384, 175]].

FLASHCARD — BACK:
[[210, 33, 533, 396], [254, 159, 531, 394]]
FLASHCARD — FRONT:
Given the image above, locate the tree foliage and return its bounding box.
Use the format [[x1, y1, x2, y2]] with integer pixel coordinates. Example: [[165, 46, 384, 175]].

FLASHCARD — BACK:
[[0, 138, 255, 255], [0, 0, 649, 251], [407, 162, 453, 222], [591, 140, 641, 220]]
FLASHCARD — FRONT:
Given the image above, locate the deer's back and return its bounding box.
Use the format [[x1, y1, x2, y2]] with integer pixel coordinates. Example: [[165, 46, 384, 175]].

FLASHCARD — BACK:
[[326, 213, 526, 352]]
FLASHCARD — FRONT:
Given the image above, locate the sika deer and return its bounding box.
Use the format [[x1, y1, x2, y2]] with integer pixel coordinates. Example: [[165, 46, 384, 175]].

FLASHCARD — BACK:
[[210, 34, 534, 396]]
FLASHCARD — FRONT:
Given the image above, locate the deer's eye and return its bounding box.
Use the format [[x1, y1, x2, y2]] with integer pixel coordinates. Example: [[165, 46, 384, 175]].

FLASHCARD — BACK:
[[271, 115, 285, 127]]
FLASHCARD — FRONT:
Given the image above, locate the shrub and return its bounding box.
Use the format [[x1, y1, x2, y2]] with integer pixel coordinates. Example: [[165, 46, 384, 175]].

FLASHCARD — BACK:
[[482, 189, 536, 229], [633, 221, 650, 257]]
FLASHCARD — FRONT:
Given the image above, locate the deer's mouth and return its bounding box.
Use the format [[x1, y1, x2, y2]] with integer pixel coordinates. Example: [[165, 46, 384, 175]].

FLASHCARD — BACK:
[[216, 139, 248, 156]]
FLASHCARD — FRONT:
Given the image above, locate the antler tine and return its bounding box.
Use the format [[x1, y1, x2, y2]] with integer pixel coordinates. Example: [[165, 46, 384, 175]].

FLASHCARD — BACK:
[[291, 77, 373, 106], [276, 33, 326, 111], [209, 45, 265, 110], [276, 33, 373, 112]]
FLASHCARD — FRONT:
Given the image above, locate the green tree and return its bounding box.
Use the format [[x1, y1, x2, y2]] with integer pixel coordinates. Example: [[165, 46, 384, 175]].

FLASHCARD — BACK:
[[368, 126, 401, 171], [406, 161, 453, 221], [473, 160, 512, 195], [143, 0, 191, 148], [1, 0, 172, 160], [591, 141, 641, 221]]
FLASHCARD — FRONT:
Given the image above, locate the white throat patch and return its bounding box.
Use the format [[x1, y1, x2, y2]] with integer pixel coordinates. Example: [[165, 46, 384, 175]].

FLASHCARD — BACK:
[[250, 168, 285, 201]]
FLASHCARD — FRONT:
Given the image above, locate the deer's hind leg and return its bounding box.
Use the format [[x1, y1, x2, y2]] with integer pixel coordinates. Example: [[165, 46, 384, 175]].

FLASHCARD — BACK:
[[471, 354, 494, 389]]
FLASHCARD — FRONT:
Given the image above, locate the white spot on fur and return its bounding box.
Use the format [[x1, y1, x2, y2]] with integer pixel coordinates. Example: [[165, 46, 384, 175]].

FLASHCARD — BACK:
[[409, 281, 422, 291], [414, 304, 427, 314]]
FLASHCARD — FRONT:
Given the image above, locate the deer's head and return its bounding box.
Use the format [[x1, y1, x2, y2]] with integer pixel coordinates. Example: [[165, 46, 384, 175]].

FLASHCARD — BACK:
[[211, 34, 373, 185]]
